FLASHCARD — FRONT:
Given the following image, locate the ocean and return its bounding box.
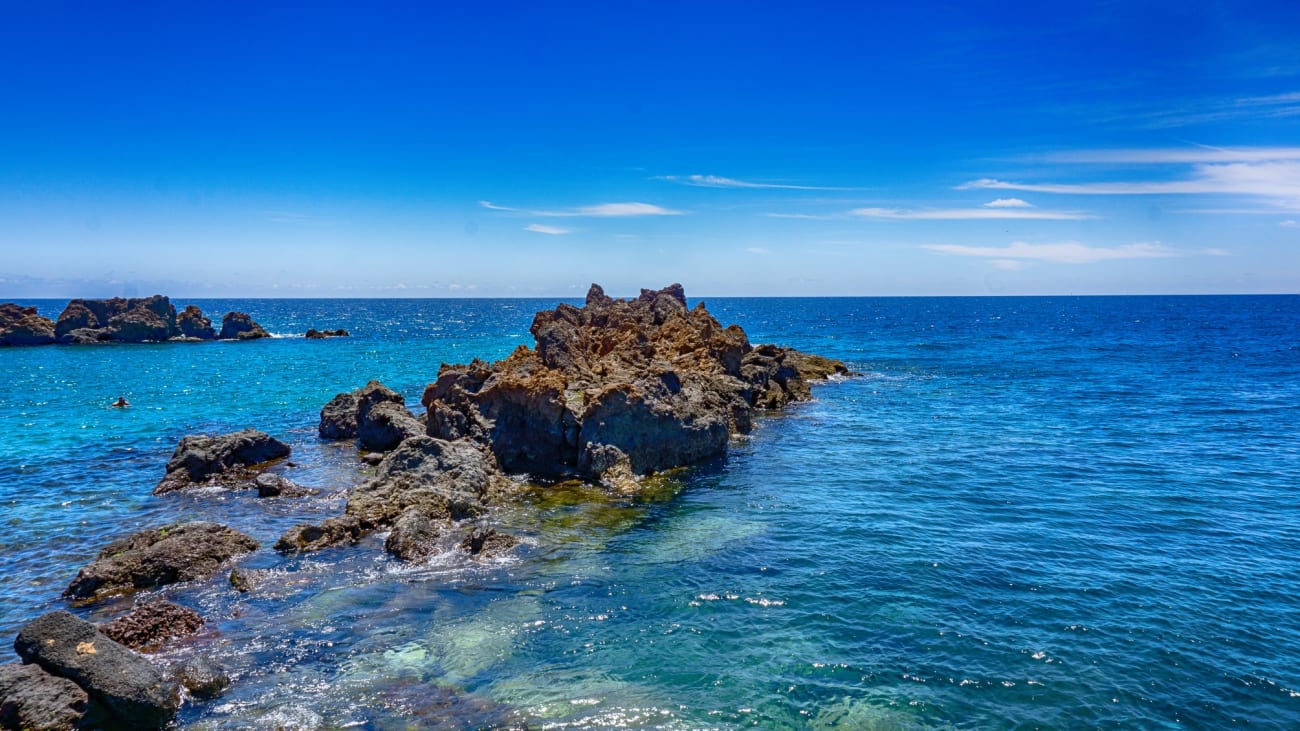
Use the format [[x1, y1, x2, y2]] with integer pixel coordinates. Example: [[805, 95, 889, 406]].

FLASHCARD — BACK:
[[1, 295, 1297, 729]]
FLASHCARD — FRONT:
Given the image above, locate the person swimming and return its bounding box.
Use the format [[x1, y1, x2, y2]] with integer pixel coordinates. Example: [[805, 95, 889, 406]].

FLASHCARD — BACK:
[[111, 396, 130, 408]]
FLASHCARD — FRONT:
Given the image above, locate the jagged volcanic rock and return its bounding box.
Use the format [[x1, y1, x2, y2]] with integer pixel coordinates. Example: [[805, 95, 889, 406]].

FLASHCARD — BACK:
[[0, 303, 56, 346], [14, 611, 179, 728], [54, 295, 179, 343], [0, 662, 88, 731], [98, 599, 204, 651], [64, 522, 259, 601], [176, 304, 217, 340], [422, 283, 847, 483], [154, 428, 291, 494], [217, 311, 269, 340]]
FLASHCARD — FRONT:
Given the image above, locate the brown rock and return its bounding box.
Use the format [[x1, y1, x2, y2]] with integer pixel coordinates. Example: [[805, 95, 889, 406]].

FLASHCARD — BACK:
[[99, 599, 203, 651], [0, 303, 56, 346], [217, 311, 269, 340], [64, 522, 259, 602], [274, 515, 364, 553]]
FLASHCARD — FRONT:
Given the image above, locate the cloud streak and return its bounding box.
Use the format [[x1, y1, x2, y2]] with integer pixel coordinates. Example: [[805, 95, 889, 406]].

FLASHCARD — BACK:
[[659, 174, 856, 190], [923, 241, 1179, 264], [480, 200, 682, 217], [852, 207, 1089, 220], [960, 161, 1300, 205], [524, 224, 573, 235]]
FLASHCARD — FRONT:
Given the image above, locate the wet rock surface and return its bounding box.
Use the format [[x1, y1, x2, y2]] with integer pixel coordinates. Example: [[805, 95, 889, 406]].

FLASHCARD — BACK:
[[154, 429, 291, 494], [422, 283, 848, 483], [0, 662, 89, 731], [64, 522, 259, 602], [274, 515, 365, 553], [98, 599, 203, 651], [169, 656, 230, 701], [305, 328, 350, 338], [14, 611, 179, 729], [384, 507, 442, 562], [0, 303, 56, 346]]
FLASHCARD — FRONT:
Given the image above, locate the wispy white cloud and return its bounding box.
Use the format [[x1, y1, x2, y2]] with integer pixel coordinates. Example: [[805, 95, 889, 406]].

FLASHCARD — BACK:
[[984, 198, 1034, 208], [480, 200, 682, 217], [525, 224, 573, 235], [1038, 146, 1300, 165], [960, 161, 1300, 206], [852, 207, 1089, 221], [659, 174, 855, 191], [923, 241, 1179, 264], [1282, 220, 1298, 227]]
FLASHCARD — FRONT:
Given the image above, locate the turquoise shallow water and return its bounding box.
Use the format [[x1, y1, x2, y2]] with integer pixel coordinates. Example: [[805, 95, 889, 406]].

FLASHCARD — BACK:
[[1, 295, 1298, 729]]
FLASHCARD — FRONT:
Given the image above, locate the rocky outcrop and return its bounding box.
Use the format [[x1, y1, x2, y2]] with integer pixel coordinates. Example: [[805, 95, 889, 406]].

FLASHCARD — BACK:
[[169, 656, 229, 700], [252, 472, 313, 498], [154, 429, 291, 494], [384, 508, 442, 562], [460, 526, 519, 559], [98, 599, 204, 651], [218, 311, 269, 340], [176, 304, 217, 340], [305, 328, 349, 339], [318, 380, 422, 450], [274, 516, 364, 553], [0, 303, 56, 346], [54, 295, 179, 344], [422, 284, 848, 484], [64, 522, 259, 601], [14, 611, 179, 729], [0, 662, 88, 731], [319, 390, 360, 440], [278, 436, 508, 556]]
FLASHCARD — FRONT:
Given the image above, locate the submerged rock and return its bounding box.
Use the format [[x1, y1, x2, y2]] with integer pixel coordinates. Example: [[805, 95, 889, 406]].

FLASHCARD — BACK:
[[422, 283, 848, 484], [98, 599, 204, 651], [0, 303, 56, 346], [64, 522, 259, 601], [459, 526, 519, 559], [217, 311, 270, 340], [0, 662, 88, 731], [14, 611, 179, 729], [154, 428, 291, 494], [252, 472, 313, 498], [169, 656, 230, 700]]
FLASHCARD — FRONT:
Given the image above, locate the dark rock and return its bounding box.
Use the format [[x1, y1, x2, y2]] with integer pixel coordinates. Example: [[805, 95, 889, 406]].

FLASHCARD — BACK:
[[58, 327, 114, 345], [0, 662, 88, 731], [217, 311, 269, 340], [169, 656, 229, 700], [54, 296, 178, 343], [460, 527, 519, 559], [252, 472, 313, 498], [385, 508, 442, 562], [0, 303, 56, 346], [175, 305, 216, 340], [14, 611, 179, 729], [421, 284, 846, 485], [359, 452, 385, 466], [154, 429, 291, 494], [345, 436, 505, 530], [99, 599, 203, 651], [318, 390, 359, 440], [228, 568, 251, 593], [305, 328, 349, 339], [357, 400, 424, 452], [64, 522, 259, 602], [274, 516, 364, 553]]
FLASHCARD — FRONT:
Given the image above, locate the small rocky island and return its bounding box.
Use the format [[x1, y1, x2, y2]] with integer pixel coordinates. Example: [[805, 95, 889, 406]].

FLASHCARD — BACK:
[[0, 284, 849, 729], [0, 295, 270, 345]]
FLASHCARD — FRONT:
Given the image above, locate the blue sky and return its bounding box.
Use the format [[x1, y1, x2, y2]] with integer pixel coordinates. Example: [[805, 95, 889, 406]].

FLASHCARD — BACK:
[[2, 1, 1299, 297]]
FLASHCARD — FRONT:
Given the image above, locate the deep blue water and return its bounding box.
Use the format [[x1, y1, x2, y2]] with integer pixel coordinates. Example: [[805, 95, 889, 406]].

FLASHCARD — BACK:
[[1, 295, 1298, 729]]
